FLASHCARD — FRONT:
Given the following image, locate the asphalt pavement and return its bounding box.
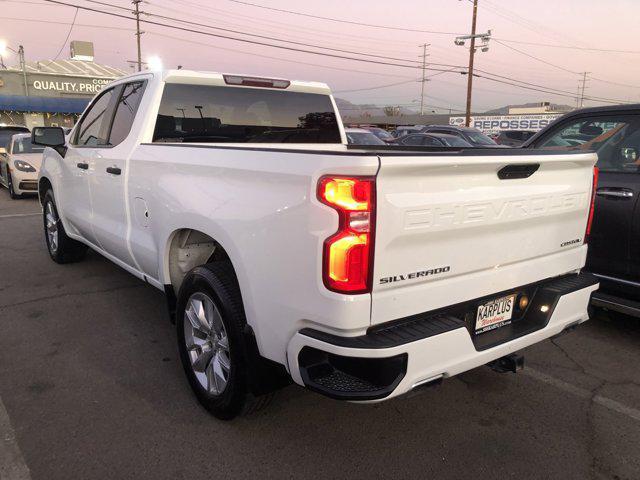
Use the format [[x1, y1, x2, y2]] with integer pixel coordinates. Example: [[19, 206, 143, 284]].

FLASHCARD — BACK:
[[0, 189, 639, 480]]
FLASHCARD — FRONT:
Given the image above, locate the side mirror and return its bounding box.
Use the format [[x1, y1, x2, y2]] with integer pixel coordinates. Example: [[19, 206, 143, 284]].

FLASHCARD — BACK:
[[32, 127, 66, 147], [0, 147, 6, 155]]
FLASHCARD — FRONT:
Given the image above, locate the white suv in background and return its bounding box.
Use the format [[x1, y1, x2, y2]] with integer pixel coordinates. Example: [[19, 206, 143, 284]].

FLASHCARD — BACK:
[[0, 132, 44, 199]]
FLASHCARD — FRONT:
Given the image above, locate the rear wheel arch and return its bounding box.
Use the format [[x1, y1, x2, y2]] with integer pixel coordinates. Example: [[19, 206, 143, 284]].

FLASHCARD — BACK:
[[163, 228, 290, 397], [164, 228, 237, 296]]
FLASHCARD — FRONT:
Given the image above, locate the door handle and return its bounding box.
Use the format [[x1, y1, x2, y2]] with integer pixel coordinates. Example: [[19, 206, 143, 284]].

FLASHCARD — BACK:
[[106, 166, 121, 175], [596, 188, 634, 199], [76, 162, 88, 170]]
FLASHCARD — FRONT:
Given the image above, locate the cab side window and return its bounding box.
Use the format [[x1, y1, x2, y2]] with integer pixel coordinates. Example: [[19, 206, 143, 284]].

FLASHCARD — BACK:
[[109, 81, 147, 146], [74, 88, 116, 147]]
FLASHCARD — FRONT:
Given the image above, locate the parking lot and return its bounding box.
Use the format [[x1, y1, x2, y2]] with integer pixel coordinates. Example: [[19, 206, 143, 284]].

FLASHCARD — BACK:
[[0, 190, 638, 480]]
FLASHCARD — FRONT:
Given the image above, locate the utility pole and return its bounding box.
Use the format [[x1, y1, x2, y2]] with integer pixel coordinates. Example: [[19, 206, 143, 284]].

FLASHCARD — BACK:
[[419, 43, 430, 116], [132, 0, 143, 72], [454, 1, 490, 127], [465, 0, 478, 127], [579, 72, 591, 108]]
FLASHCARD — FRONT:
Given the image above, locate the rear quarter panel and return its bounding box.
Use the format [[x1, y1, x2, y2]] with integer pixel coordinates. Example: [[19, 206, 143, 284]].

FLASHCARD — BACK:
[[128, 145, 378, 364]]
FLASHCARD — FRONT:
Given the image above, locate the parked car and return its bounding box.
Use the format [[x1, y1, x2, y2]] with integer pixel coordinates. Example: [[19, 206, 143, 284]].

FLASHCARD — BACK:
[[392, 125, 425, 138], [494, 130, 536, 147], [420, 125, 503, 147], [0, 132, 44, 198], [397, 133, 472, 147], [33, 69, 598, 419], [361, 127, 396, 143], [0, 125, 30, 150], [344, 128, 386, 145], [523, 103, 640, 316]]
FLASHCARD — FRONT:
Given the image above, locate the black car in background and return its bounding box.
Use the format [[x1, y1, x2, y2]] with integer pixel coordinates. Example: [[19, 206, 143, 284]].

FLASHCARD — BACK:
[[419, 125, 502, 147], [494, 130, 536, 147], [397, 133, 472, 147], [362, 127, 396, 143], [523, 104, 640, 316]]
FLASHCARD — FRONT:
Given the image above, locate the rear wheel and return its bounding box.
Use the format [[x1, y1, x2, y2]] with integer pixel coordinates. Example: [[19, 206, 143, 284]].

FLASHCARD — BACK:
[[42, 189, 88, 263], [176, 263, 271, 420]]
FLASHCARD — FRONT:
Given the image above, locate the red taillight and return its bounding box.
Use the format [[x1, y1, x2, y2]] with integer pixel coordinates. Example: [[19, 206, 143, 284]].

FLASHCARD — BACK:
[[585, 166, 599, 243], [318, 176, 375, 294]]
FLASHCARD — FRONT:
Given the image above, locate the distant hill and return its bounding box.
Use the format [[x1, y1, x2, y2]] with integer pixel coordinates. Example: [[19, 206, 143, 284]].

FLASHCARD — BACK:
[[335, 98, 417, 117], [483, 102, 573, 115]]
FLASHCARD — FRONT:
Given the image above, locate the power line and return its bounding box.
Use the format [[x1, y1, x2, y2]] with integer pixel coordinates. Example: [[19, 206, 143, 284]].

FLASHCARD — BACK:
[[589, 76, 640, 89], [43, 0, 463, 72], [478, 0, 587, 48], [473, 72, 630, 104], [227, 0, 463, 35], [87, 0, 448, 66], [40, 0, 634, 106], [333, 80, 417, 94], [492, 39, 580, 75], [493, 37, 640, 55], [150, 0, 418, 49], [0, 15, 415, 79], [50, 6, 79, 61], [472, 67, 630, 103]]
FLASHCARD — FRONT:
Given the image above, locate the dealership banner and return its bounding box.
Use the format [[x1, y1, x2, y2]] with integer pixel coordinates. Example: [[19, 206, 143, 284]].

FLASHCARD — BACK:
[[449, 114, 563, 132]]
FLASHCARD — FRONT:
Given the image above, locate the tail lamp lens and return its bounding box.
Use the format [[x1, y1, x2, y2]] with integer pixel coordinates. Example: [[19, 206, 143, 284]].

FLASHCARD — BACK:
[[318, 177, 375, 294], [585, 166, 599, 243]]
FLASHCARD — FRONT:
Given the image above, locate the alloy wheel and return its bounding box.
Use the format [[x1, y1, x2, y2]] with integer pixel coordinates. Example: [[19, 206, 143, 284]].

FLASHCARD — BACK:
[[183, 292, 231, 395], [45, 201, 59, 254]]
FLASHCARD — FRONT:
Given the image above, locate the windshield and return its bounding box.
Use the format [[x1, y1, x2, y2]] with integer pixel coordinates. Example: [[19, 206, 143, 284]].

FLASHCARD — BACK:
[[0, 128, 29, 148], [12, 137, 44, 154], [346, 131, 386, 145], [465, 130, 497, 145]]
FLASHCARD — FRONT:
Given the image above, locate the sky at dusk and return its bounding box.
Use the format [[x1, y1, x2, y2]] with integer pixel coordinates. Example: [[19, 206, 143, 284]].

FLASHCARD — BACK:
[[1, 0, 639, 112]]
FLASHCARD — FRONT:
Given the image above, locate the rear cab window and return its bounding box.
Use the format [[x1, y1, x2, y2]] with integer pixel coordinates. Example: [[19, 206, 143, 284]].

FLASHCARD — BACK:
[[153, 84, 341, 144]]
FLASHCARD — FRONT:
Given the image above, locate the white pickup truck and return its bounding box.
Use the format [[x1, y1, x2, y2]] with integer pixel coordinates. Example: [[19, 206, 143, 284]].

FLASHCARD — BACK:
[[33, 70, 599, 420]]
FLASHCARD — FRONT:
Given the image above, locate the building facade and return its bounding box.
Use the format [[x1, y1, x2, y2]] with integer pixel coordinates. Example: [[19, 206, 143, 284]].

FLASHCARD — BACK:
[[0, 43, 125, 128]]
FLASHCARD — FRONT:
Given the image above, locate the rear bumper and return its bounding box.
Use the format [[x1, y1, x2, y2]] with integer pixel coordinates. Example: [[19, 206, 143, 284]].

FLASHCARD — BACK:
[[287, 272, 598, 401]]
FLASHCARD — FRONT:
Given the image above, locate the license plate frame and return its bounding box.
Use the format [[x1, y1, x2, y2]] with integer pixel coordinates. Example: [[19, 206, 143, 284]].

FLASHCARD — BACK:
[[475, 294, 516, 334]]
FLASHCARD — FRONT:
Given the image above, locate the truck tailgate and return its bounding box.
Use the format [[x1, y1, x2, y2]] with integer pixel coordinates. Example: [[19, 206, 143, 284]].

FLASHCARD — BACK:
[[371, 151, 597, 325]]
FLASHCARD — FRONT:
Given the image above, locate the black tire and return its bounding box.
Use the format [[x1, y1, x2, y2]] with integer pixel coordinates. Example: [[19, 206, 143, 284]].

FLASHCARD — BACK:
[[176, 262, 271, 420], [8, 173, 21, 199], [42, 189, 88, 264]]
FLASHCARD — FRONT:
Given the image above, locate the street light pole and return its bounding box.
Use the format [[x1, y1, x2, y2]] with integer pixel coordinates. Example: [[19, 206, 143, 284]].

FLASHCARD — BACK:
[[19, 45, 28, 96], [465, 0, 478, 127]]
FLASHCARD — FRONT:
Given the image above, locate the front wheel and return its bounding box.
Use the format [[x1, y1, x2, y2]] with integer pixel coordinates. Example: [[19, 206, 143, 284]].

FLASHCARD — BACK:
[[176, 263, 271, 420], [42, 189, 88, 263], [7, 173, 21, 199]]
